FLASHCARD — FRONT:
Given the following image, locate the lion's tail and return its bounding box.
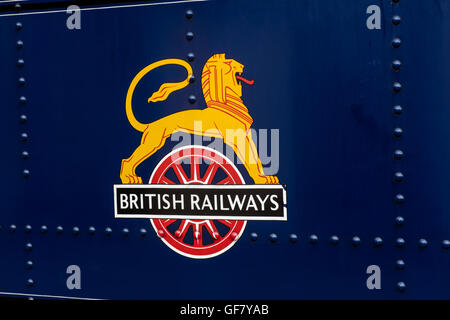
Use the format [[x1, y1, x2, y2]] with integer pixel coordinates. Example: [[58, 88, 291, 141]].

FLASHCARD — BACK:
[[125, 58, 193, 132]]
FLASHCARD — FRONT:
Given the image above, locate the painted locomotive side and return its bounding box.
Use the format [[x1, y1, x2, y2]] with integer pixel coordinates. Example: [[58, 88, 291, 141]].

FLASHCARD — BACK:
[[0, 0, 449, 300]]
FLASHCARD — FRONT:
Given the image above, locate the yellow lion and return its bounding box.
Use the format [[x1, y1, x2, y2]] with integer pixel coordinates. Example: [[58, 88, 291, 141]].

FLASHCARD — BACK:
[[120, 53, 279, 184]]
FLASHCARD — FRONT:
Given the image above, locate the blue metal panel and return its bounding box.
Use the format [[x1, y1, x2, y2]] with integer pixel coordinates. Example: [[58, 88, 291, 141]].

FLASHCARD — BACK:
[[0, 0, 448, 299], [391, 0, 450, 299], [0, 229, 28, 293]]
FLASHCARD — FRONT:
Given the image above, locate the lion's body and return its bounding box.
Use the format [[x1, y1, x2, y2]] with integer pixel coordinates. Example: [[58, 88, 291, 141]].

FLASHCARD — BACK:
[[120, 54, 279, 184]]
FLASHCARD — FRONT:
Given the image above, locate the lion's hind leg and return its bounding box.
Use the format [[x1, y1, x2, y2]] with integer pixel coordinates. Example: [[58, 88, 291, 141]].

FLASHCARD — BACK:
[[120, 123, 170, 184], [120, 109, 215, 184]]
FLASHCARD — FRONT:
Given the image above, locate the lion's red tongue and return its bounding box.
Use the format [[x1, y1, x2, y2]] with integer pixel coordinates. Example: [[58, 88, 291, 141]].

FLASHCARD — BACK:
[[236, 75, 254, 85]]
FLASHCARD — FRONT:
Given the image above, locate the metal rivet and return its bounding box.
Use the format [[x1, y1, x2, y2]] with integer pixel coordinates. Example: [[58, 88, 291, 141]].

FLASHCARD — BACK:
[[25, 260, 33, 269], [88, 226, 96, 235], [18, 77, 26, 86], [186, 32, 194, 41], [24, 225, 32, 233], [174, 230, 182, 238], [395, 194, 405, 204], [158, 229, 165, 238], [396, 237, 406, 248], [9, 224, 17, 233], [442, 240, 450, 249], [56, 226, 63, 234], [418, 238, 428, 248], [393, 82, 402, 92], [250, 232, 258, 241], [392, 38, 402, 48], [189, 75, 195, 84], [17, 58, 24, 67], [16, 22, 23, 30], [188, 95, 196, 104], [269, 233, 278, 243], [40, 225, 48, 233], [20, 114, 27, 123], [72, 226, 80, 235], [187, 53, 195, 62], [393, 149, 404, 160], [393, 105, 403, 115], [185, 9, 193, 19], [392, 15, 401, 25], [23, 169, 30, 178], [122, 228, 129, 236], [25, 243, 32, 251], [352, 236, 361, 246], [330, 235, 339, 245], [393, 172, 404, 182], [289, 233, 298, 243], [309, 234, 318, 244], [19, 96, 27, 104], [26, 279, 34, 287], [231, 232, 239, 241], [22, 151, 30, 159], [373, 237, 383, 247], [395, 216, 405, 226], [20, 132, 28, 142], [16, 40, 23, 49], [397, 281, 406, 292], [105, 227, 112, 236], [396, 259, 405, 270], [392, 59, 402, 71], [139, 228, 147, 237], [393, 127, 403, 138]]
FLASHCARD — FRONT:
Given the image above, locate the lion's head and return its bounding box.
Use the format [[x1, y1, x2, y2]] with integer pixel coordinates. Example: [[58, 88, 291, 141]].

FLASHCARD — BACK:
[[201, 53, 249, 105]]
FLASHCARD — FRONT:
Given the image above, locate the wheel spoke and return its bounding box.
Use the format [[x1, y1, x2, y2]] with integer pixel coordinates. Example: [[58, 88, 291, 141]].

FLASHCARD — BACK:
[[162, 219, 177, 227], [202, 162, 219, 184], [190, 155, 200, 181], [193, 224, 203, 247], [217, 176, 233, 185], [159, 176, 176, 184], [171, 162, 189, 184], [204, 220, 221, 240], [175, 220, 190, 241], [218, 220, 233, 228]]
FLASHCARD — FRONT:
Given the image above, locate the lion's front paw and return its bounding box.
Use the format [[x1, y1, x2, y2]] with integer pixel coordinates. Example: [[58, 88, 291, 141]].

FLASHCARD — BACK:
[[253, 175, 279, 184], [120, 173, 143, 184], [120, 160, 143, 184]]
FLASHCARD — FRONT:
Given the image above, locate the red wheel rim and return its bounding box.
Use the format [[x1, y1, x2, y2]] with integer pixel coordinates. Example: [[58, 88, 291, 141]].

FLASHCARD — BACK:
[[150, 146, 246, 259]]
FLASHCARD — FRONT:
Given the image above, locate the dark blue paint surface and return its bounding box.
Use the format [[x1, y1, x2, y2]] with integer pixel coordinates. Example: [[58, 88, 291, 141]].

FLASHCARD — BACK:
[[0, 0, 448, 299]]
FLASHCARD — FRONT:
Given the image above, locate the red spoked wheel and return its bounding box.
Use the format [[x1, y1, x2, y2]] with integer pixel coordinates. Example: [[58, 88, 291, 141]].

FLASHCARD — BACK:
[[150, 146, 246, 259]]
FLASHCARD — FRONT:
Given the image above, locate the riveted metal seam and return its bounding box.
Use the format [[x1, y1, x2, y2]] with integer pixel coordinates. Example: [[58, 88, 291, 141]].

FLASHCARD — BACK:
[[391, 0, 406, 294], [14, 4, 34, 296], [16, 10, 29, 181], [185, 8, 196, 105]]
